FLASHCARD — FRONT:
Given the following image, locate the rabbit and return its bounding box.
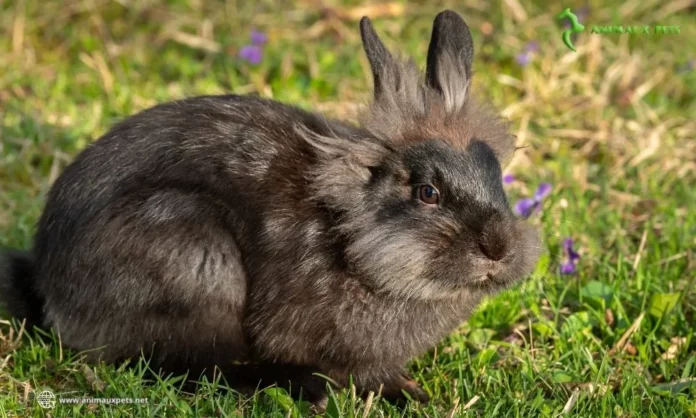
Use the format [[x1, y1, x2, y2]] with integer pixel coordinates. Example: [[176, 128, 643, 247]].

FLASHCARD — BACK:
[[0, 10, 541, 406]]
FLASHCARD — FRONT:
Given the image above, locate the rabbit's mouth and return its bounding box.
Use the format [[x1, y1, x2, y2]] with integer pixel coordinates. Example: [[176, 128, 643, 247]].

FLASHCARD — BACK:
[[469, 271, 503, 288], [465, 237, 539, 290], [462, 272, 506, 293], [485, 272, 502, 284], [469, 256, 506, 282]]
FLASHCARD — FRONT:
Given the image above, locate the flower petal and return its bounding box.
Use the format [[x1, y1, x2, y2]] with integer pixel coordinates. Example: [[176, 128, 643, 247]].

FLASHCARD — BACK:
[[562, 237, 581, 261], [239, 45, 263, 64], [516, 51, 531, 66], [560, 261, 577, 275], [535, 183, 553, 200], [250, 29, 267, 45], [568, 248, 580, 261], [503, 174, 515, 184], [514, 198, 537, 218]]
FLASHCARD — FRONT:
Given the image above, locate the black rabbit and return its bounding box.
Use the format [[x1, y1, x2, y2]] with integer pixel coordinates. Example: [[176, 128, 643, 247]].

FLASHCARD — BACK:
[[0, 10, 541, 406]]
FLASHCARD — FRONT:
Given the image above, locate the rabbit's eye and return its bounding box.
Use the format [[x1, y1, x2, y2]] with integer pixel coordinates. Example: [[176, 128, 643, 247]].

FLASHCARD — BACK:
[[417, 185, 440, 205]]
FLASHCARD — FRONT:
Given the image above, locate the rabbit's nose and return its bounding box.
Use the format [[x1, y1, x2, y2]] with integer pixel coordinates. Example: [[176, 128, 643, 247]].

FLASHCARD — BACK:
[[478, 237, 508, 261]]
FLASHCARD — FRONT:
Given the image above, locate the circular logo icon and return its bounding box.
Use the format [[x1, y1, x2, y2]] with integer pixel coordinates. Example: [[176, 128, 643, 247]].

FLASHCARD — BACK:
[[36, 390, 56, 409]]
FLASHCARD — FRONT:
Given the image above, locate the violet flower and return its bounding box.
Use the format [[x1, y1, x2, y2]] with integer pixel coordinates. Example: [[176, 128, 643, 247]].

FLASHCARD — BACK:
[[560, 238, 580, 274], [526, 41, 540, 53], [503, 174, 515, 185], [239, 45, 263, 65], [250, 29, 267, 45], [516, 52, 532, 66], [514, 183, 552, 218], [239, 29, 267, 65], [516, 41, 541, 66]]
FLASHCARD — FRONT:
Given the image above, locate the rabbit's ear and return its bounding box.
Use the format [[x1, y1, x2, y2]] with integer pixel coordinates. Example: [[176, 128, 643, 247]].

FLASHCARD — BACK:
[[295, 123, 388, 168], [297, 123, 392, 210], [425, 10, 474, 113], [360, 16, 397, 99]]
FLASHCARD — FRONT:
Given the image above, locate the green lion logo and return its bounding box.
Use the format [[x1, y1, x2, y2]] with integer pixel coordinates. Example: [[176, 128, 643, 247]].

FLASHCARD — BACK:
[[557, 8, 585, 51]]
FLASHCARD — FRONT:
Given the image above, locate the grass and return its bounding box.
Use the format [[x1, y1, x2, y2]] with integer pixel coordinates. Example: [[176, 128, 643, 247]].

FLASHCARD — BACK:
[[1, 0, 695, 416]]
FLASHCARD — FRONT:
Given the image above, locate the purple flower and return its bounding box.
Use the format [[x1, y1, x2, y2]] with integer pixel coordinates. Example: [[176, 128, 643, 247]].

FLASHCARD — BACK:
[[514, 183, 553, 218], [239, 45, 263, 65], [239, 29, 268, 64], [514, 198, 536, 217], [560, 238, 580, 275], [535, 183, 552, 200], [516, 51, 531, 66], [516, 41, 540, 67], [503, 174, 515, 184], [250, 29, 267, 45]]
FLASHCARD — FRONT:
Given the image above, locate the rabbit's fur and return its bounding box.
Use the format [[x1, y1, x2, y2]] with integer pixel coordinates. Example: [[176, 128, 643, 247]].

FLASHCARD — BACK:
[[0, 10, 541, 404]]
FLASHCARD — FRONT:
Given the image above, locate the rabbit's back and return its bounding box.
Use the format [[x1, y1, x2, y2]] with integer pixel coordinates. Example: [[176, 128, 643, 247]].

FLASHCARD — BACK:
[[29, 94, 354, 367], [33, 94, 346, 273]]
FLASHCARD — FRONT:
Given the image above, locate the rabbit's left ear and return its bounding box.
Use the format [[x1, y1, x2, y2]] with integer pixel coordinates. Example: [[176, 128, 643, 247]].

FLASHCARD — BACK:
[[360, 16, 397, 99], [425, 10, 474, 113]]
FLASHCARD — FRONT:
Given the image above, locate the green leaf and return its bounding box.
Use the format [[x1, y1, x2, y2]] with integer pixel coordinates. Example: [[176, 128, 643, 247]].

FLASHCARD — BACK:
[[553, 371, 574, 383], [534, 251, 551, 275], [324, 391, 341, 418], [177, 399, 193, 414], [532, 321, 555, 338], [681, 355, 695, 380], [476, 347, 499, 366], [580, 280, 613, 302], [561, 311, 593, 336], [467, 328, 496, 349], [648, 292, 680, 318], [651, 378, 696, 395], [263, 387, 295, 412]]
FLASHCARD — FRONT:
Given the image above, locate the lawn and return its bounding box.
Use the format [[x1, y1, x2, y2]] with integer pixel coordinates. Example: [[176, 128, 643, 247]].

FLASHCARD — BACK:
[[0, 0, 695, 417]]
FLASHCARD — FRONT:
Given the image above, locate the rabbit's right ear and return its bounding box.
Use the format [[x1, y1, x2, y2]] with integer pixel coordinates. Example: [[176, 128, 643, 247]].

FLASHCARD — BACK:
[[425, 10, 474, 114], [360, 16, 397, 99]]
